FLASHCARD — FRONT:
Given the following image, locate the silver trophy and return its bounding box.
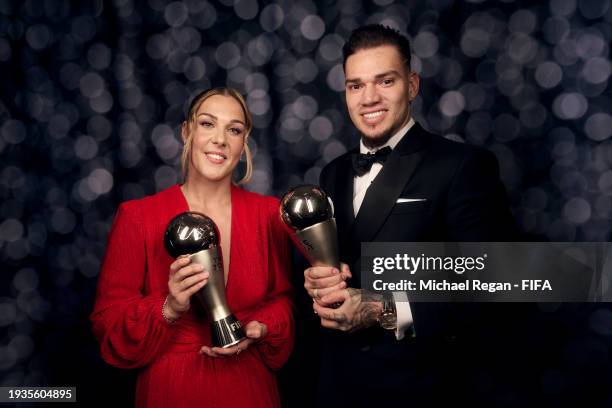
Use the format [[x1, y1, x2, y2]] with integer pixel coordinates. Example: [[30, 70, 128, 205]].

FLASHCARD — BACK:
[[164, 212, 245, 348], [280, 185, 340, 270]]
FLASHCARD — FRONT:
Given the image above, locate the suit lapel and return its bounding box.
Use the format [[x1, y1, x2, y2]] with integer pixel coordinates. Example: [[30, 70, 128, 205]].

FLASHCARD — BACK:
[[352, 124, 431, 243], [330, 152, 355, 230]]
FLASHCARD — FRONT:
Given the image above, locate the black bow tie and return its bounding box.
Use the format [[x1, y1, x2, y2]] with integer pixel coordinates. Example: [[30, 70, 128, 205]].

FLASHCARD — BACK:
[[351, 146, 392, 176]]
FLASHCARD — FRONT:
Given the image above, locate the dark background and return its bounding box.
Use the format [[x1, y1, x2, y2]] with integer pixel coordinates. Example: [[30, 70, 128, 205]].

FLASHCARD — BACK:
[[1, 0, 611, 406]]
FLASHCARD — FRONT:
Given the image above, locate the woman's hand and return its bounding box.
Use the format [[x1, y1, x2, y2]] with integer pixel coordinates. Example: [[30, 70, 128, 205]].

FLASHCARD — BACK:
[[199, 321, 268, 358], [165, 256, 209, 321]]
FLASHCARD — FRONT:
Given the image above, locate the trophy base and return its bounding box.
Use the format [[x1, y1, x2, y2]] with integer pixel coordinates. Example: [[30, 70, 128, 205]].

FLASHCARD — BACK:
[[211, 315, 246, 348]]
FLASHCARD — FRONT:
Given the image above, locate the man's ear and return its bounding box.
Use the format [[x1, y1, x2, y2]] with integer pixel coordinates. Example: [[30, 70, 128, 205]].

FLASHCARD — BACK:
[[408, 72, 420, 102]]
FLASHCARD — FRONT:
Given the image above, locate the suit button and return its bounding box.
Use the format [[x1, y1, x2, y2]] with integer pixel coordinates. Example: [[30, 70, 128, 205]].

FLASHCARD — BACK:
[[360, 346, 371, 352]]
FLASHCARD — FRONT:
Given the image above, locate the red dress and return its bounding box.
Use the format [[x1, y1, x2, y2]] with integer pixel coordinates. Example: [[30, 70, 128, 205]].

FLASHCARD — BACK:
[[91, 185, 295, 408]]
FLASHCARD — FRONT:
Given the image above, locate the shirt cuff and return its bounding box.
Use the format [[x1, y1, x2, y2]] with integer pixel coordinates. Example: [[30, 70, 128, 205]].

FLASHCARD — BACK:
[[392, 291, 413, 340]]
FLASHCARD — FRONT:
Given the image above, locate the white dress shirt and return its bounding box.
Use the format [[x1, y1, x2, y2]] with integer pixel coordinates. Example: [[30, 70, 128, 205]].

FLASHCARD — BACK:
[[353, 118, 415, 340]]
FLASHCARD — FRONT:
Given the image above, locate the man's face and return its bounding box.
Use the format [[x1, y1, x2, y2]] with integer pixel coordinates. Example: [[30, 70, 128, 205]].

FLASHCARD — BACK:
[[344, 45, 419, 148]]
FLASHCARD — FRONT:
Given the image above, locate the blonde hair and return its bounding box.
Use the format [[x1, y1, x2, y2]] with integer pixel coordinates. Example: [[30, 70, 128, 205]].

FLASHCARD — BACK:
[[180, 87, 253, 185]]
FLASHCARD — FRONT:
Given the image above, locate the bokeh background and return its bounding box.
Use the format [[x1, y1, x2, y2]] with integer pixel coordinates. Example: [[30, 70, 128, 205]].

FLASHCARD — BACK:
[[1, 0, 612, 406]]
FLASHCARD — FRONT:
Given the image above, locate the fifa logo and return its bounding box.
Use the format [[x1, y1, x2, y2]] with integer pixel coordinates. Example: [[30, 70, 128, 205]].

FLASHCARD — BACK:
[[301, 239, 314, 252]]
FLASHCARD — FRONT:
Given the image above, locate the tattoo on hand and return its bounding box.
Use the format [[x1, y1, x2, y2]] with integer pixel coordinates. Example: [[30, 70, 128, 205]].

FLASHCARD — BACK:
[[334, 289, 383, 333]]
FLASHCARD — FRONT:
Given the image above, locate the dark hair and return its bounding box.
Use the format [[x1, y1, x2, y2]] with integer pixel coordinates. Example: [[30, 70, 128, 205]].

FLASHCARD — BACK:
[[342, 24, 412, 71]]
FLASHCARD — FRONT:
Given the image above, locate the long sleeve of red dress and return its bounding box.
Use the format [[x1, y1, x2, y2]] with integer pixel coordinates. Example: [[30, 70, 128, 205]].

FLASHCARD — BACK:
[[90, 202, 175, 369], [249, 198, 295, 370]]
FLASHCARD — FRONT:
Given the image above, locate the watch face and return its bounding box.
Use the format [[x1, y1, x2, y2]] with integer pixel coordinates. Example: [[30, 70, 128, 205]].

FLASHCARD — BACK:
[[379, 312, 396, 330]]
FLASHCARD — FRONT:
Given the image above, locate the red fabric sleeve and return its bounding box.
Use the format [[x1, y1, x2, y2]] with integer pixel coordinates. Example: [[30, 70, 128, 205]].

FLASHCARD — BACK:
[[249, 201, 295, 371], [90, 202, 175, 369]]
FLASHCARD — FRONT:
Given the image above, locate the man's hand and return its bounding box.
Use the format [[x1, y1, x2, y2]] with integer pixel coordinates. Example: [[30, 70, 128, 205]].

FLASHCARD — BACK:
[[199, 321, 267, 358], [313, 288, 383, 333], [304, 263, 351, 302]]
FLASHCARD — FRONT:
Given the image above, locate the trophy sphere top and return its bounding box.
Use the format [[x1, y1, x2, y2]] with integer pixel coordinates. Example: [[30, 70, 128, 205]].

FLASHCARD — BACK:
[[279, 185, 334, 231], [164, 211, 219, 258]]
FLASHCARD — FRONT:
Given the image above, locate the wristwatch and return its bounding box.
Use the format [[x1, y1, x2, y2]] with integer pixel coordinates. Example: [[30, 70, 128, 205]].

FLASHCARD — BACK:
[[378, 294, 397, 330]]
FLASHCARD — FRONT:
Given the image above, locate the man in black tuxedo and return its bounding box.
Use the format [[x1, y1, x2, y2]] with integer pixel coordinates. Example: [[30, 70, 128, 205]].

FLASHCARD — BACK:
[[304, 25, 519, 406]]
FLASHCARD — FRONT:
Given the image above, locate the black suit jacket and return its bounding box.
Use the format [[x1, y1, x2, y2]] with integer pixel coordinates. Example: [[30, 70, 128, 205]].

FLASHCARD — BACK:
[[316, 123, 519, 406]]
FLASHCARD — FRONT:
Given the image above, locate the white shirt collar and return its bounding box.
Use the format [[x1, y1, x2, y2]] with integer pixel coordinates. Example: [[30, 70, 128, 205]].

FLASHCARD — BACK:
[[359, 117, 415, 154]]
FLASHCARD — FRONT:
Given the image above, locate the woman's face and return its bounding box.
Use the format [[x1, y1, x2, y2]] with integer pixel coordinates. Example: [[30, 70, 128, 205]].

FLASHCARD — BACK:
[[184, 94, 247, 184]]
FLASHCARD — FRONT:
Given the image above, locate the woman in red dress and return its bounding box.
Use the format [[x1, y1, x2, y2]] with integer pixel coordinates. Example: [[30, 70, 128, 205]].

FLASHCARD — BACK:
[[91, 88, 294, 408]]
